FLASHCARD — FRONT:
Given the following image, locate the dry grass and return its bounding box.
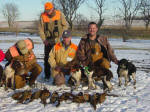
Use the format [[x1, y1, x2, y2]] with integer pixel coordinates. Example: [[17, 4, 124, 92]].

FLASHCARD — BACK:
[[101, 25, 150, 30], [0, 27, 38, 35], [0, 26, 150, 39], [99, 26, 150, 39]]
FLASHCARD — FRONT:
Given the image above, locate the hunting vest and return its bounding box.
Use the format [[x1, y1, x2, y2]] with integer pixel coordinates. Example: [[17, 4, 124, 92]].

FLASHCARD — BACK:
[[49, 42, 77, 69], [41, 10, 63, 44], [5, 39, 35, 62], [86, 34, 109, 60], [54, 42, 77, 57]]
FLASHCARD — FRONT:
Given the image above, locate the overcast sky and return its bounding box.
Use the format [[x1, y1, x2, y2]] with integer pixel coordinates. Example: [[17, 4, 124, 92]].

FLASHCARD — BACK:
[[0, 0, 119, 21]]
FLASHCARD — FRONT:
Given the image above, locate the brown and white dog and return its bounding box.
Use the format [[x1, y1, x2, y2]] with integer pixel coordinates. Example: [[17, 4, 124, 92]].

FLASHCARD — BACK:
[[68, 64, 82, 88], [88, 64, 113, 91], [70, 69, 82, 88], [4, 60, 25, 90], [4, 64, 15, 89], [66, 56, 113, 91]]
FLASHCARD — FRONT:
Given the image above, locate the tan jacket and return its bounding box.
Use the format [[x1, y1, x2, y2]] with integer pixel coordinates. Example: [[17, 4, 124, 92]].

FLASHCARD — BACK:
[[39, 10, 68, 44], [48, 42, 77, 77]]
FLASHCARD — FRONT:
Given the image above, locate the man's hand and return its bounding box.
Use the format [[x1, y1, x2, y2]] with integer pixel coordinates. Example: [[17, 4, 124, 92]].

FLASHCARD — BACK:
[[55, 66, 62, 72], [114, 60, 119, 65]]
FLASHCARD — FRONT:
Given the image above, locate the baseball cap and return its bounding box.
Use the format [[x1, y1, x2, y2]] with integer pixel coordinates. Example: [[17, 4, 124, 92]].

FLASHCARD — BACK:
[[62, 30, 71, 38], [16, 40, 29, 55], [45, 2, 54, 10]]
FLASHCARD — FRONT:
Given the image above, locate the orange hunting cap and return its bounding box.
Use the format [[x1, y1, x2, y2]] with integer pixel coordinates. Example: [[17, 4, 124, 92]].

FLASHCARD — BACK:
[[44, 2, 54, 10]]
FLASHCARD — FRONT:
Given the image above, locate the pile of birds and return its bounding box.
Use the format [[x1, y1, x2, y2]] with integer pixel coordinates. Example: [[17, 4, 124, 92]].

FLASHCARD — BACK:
[[11, 87, 118, 110]]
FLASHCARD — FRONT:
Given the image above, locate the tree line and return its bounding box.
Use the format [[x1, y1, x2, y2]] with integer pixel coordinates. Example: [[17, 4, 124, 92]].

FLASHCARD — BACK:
[[1, 0, 150, 41]]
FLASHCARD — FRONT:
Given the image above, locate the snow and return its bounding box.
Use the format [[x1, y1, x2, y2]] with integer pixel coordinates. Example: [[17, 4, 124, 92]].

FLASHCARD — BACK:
[[0, 33, 150, 112]]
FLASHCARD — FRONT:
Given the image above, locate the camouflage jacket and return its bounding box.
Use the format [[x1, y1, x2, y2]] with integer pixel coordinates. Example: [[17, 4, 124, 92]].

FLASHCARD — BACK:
[[76, 34, 118, 66]]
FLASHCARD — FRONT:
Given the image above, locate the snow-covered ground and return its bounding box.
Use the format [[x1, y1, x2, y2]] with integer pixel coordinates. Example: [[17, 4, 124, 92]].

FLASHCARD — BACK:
[[0, 33, 150, 112]]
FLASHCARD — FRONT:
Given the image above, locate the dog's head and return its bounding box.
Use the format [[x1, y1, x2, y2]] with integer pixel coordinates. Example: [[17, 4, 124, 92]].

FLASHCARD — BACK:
[[118, 59, 129, 69], [11, 60, 24, 71]]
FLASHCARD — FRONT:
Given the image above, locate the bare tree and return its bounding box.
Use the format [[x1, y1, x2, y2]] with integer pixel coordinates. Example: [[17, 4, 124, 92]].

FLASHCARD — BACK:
[[118, 0, 141, 41], [90, 0, 106, 30], [119, 0, 141, 30], [74, 13, 89, 32], [140, 0, 150, 30], [2, 3, 19, 28], [53, 0, 85, 30]]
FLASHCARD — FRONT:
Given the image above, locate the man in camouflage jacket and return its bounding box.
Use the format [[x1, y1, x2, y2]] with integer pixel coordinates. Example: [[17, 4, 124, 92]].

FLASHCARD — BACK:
[[76, 22, 118, 67]]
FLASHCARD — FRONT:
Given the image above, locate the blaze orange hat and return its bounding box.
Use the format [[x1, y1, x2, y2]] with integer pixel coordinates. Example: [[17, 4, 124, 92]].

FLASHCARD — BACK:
[[44, 2, 54, 10]]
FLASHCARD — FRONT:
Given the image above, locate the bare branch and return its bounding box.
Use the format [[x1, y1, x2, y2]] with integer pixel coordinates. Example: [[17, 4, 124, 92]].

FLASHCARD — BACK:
[[54, 0, 85, 30], [88, 0, 106, 30], [1, 3, 19, 28], [119, 0, 141, 30], [140, 0, 150, 30]]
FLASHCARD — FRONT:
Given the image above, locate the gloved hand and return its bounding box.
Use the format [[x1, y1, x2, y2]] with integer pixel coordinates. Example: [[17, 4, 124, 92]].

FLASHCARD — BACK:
[[55, 66, 62, 72]]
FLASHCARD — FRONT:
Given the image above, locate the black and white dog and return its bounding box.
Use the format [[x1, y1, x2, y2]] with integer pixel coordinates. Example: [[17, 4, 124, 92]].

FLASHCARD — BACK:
[[117, 59, 136, 86]]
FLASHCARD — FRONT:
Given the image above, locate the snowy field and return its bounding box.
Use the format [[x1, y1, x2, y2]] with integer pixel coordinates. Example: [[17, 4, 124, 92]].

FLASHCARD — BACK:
[[0, 33, 150, 112]]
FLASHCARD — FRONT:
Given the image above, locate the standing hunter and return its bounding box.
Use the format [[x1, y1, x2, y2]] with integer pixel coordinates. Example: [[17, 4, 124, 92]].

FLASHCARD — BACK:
[[39, 2, 68, 81]]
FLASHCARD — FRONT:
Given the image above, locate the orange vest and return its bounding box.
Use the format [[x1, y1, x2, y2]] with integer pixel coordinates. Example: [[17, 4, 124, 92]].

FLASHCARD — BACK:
[[8, 39, 34, 60], [42, 10, 61, 23], [55, 43, 77, 51], [54, 43, 77, 57]]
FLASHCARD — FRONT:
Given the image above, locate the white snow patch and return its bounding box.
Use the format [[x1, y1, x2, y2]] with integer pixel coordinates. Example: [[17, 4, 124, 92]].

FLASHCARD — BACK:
[[0, 33, 150, 112]]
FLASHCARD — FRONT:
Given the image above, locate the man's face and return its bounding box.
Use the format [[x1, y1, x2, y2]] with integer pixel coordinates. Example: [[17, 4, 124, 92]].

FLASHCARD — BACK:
[[45, 8, 54, 15], [63, 37, 71, 46], [88, 24, 98, 36]]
